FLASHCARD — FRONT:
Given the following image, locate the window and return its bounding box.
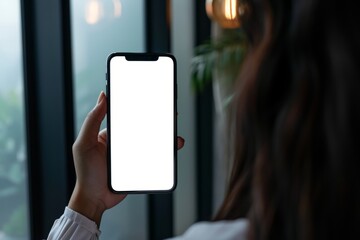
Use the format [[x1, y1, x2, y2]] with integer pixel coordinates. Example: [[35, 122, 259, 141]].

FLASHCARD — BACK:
[[4, 0, 206, 238], [70, 0, 147, 238], [0, 0, 30, 238]]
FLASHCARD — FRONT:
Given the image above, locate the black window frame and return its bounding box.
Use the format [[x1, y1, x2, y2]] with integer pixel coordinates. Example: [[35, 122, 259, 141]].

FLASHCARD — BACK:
[[21, 0, 75, 238], [194, 0, 214, 222]]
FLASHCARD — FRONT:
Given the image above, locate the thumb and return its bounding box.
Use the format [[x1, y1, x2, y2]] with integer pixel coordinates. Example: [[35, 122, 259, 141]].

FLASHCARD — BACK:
[[76, 92, 107, 147]]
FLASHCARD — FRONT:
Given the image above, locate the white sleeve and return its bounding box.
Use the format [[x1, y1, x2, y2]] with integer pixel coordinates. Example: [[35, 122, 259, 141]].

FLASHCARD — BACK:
[[167, 219, 249, 240], [47, 207, 101, 240]]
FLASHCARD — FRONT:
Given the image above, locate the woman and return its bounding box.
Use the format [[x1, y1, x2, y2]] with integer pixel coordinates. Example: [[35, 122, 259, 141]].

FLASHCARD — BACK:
[[48, 0, 360, 239]]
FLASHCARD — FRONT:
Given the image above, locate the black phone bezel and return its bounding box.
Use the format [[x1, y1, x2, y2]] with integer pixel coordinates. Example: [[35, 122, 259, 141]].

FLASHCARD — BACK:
[[106, 52, 177, 194]]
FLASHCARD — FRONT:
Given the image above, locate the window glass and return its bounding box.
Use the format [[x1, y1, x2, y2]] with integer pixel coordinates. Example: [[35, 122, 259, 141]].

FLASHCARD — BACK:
[[0, 0, 30, 239], [171, 0, 197, 235], [70, 0, 147, 238]]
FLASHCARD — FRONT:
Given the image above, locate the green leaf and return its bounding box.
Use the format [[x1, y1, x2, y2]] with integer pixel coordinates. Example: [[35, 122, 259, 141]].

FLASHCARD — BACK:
[[191, 28, 248, 93]]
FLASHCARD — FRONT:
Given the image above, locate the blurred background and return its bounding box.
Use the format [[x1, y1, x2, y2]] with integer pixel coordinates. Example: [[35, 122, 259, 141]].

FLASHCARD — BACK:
[[0, 0, 246, 239]]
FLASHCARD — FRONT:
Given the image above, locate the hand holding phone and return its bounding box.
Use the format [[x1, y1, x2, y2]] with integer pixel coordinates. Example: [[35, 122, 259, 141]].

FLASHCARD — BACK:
[[107, 53, 177, 193], [69, 92, 127, 226]]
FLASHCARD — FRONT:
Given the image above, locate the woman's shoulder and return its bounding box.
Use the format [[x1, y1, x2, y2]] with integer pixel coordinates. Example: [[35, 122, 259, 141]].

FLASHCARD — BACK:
[[169, 218, 249, 240]]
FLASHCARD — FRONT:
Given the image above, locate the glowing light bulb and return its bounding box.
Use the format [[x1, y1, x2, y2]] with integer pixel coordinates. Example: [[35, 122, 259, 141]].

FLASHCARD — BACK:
[[224, 0, 236, 20], [206, 0, 214, 19], [113, 0, 122, 18], [85, 0, 103, 25], [209, 0, 243, 29]]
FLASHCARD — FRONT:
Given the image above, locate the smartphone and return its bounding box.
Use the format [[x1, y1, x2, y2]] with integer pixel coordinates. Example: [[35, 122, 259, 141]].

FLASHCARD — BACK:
[[106, 53, 177, 193]]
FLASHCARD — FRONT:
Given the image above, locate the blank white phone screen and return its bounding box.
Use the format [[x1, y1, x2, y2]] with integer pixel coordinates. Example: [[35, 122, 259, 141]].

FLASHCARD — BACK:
[[109, 56, 175, 192]]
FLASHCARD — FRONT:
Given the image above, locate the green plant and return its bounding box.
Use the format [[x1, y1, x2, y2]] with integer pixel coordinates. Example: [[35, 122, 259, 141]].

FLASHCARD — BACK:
[[2, 204, 27, 237], [0, 90, 28, 237], [191, 29, 248, 92]]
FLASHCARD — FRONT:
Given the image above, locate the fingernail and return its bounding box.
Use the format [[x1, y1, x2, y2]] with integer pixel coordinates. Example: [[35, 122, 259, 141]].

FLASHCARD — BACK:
[[97, 91, 105, 105], [178, 137, 185, 148]]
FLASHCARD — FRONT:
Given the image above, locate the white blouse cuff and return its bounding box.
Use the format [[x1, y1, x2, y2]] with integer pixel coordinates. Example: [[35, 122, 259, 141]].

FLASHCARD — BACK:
[[47, 207, 101, 240], [63, 207, 101, 236]]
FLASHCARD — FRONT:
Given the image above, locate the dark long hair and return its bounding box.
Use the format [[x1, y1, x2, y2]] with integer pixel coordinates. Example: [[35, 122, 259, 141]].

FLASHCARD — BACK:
[[214, 0, 360, 240]]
